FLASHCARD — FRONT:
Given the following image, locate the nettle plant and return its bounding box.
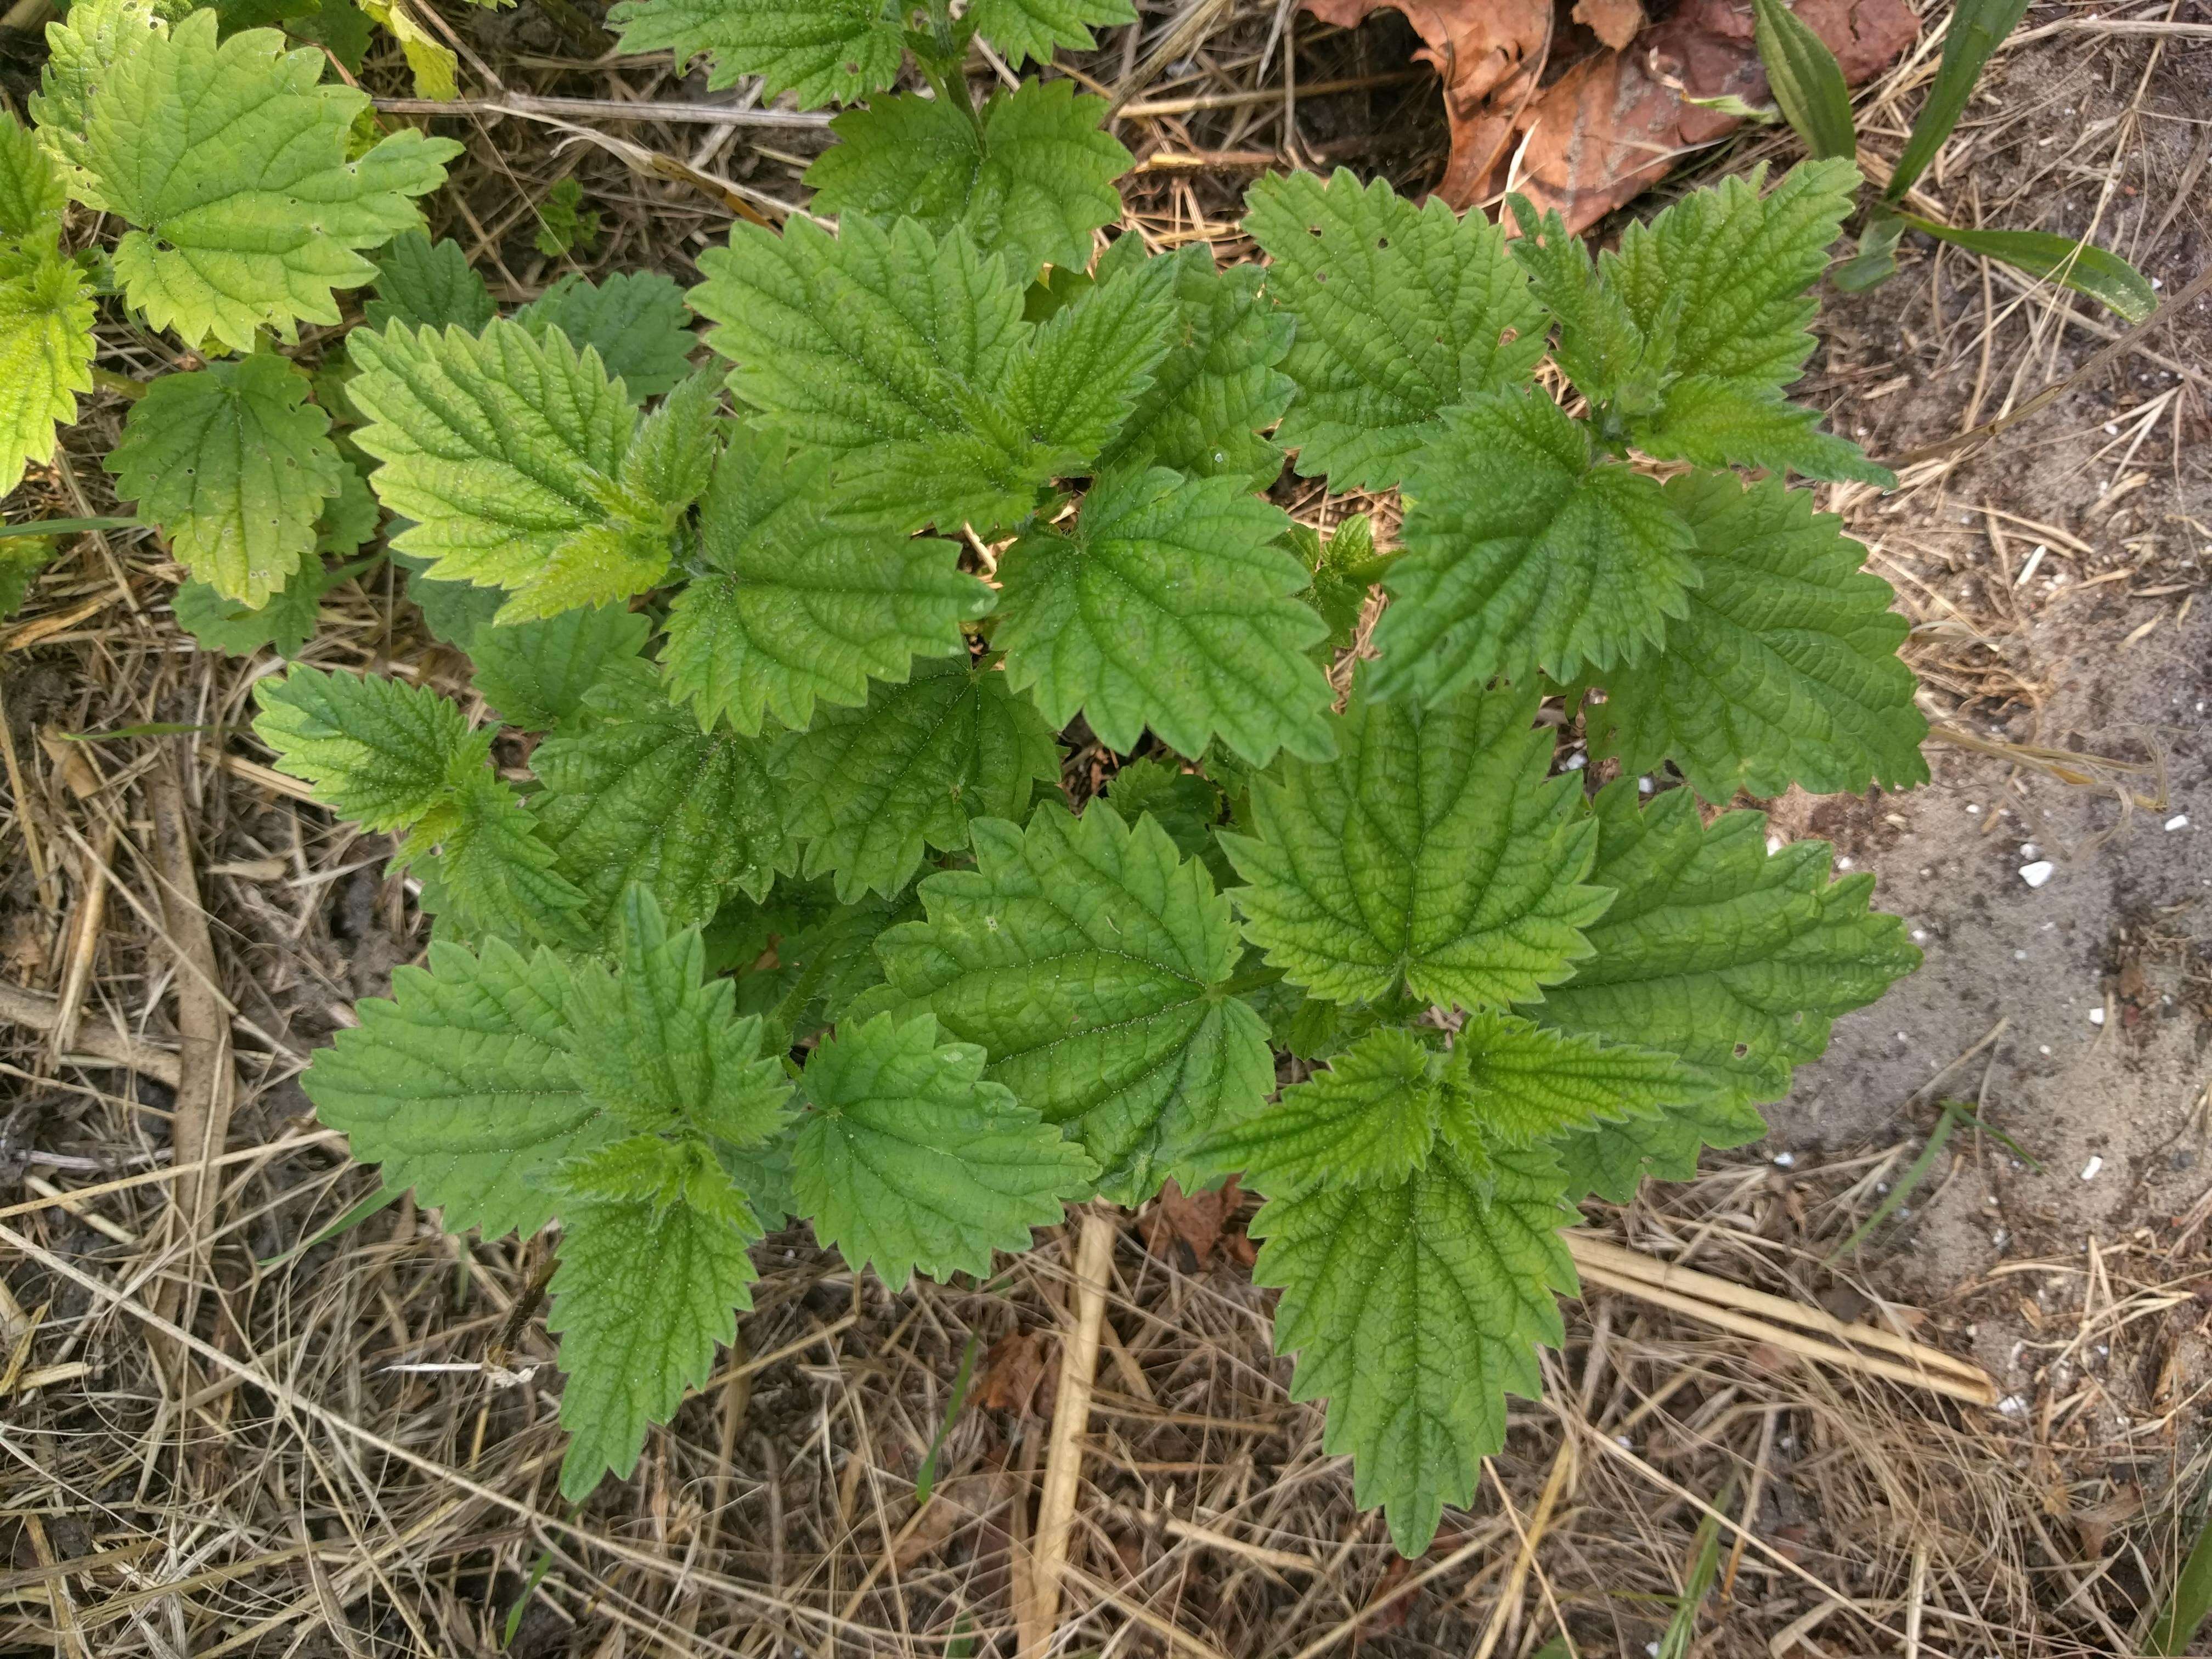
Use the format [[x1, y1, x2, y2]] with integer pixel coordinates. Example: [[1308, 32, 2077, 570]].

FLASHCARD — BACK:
[[9, 0, 1936, 1554]]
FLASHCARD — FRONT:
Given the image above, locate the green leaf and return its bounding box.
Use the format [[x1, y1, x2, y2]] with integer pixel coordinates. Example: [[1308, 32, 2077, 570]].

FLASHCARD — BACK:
[[1098, 757, 1224, 870], [30, 0, 184, 207], [1631, 374, 1894, 488], [1440, 1011, 1700, 1153], [252, 670, 572, 940], [793, 1012, 1094, 1288], [769, 883, 922, 1032], [302, 934, 601, 1238], [0, 250, 96, 496], [1503, 201, 1654, 414], [807, 80, 1131, 281], [346, 320, 680, 620], [78, 12, 459, 351], [1196, 1026, 1442, 1197], [253, 664, 476, 832], [1586, 471, 1928, 803], [1289, 514, 1381, 658], [0, 538, 55, 620], [548, 1181, 759, 1498], [858, 806, 1274, 1205], [1252, 1142, 1575, 1555], [1887, 0, 2032, 200], [0, 111, 67, 244], [1894, 216, 2157, 324], [532, 177, 600, 259], [1223, 675, 1608, 1011], [968, 0, 1136, 66], [778, 656, 1062, 902], [662, 427, 993, 736], [1533, 781, 1921, 1197], [469, 603, 654, 731], [107, 353, 346, 606], [314, 466, 382, 559], [283, 0, 374, 71], [1093, 242, 1297, 486], [1370, 390, 1695, 703], [400, 553, 504, 648], [996, 466, 1333, 766], [172, 556, 370, 658], [303, 887, 791, 1248], [1549, 1090, 1768, 1204], [514, 271, 699, 402], [532, 673, 796, 934], [1605, 160, 1884, 483], [606, 0, 905, 105], [1243, 168, 1545, 491], [1831, 207, 1905, 292], [364, 230, 495, 332], [1609, 158, 1858, 399], [692, 214, 1172, 535], [618, 368, 724, 516], [429, 769, 591, 945], [1749, 0, 1855, 160], [559, 887, 792, 1146]]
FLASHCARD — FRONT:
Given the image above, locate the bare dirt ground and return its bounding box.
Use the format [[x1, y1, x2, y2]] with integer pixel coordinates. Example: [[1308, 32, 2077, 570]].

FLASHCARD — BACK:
[[2, 2, 2209, 1656]]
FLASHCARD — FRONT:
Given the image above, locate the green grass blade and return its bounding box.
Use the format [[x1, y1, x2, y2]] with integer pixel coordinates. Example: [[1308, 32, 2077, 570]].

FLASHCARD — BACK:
[[915, 1331, 981, 1507], [2145, 1504, 2212, 1653], [1656, 1477, 1734, 1659], [503, 1541, 558, 1647], [1827, 1103, 1961, 1263], [1750, 0, 1857, 161], [1886, 0, 2033, 200], [1832, 208, 1905, 292], [0, 516, 144, 539], [257, 1182, 398, 1268], [1896, 216, 2157, 321]]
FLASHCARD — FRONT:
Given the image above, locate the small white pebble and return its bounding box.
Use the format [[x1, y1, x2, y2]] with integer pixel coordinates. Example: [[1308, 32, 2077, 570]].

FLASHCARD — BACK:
[[2088, 1007, 2105, 1025], [2020, 842, 2041, 859], [1638, 776, 1654, 793], [1768, 834, 1786, 854], [2039, 1045, 2051, 1055], [1772, 1150, 1796, 1168], [2013, 950, 2027, 961], [2165, 814, 2190, 832], [1836, 856, 1853, 870], [1911, 928, 1928, 943], [2080, 1156, 2103, 1181], [1966, 803, 1980, 815], [1991, 1228, 2009, 1249], [1999, 1394, 2028, 1417], [2019, 861, 2055, 888], [1563, 751, 1587, 770]]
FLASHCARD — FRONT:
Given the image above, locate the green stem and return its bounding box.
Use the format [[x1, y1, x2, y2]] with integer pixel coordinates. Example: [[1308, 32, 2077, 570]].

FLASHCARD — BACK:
[[912, 1, 984, 142]]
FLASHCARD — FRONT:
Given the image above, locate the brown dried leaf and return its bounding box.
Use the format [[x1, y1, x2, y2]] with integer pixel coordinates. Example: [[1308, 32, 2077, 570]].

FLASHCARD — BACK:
[[974, 1331, 1053, 1418], [1496, 0, 1917, 230], [1304, 0, 1554, 202], [1573, 0, 1644, 52], [893, 1472, 1013, 1568], [1139, 1175, 1247, 1267], [1302, 0, 1917, 233]]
